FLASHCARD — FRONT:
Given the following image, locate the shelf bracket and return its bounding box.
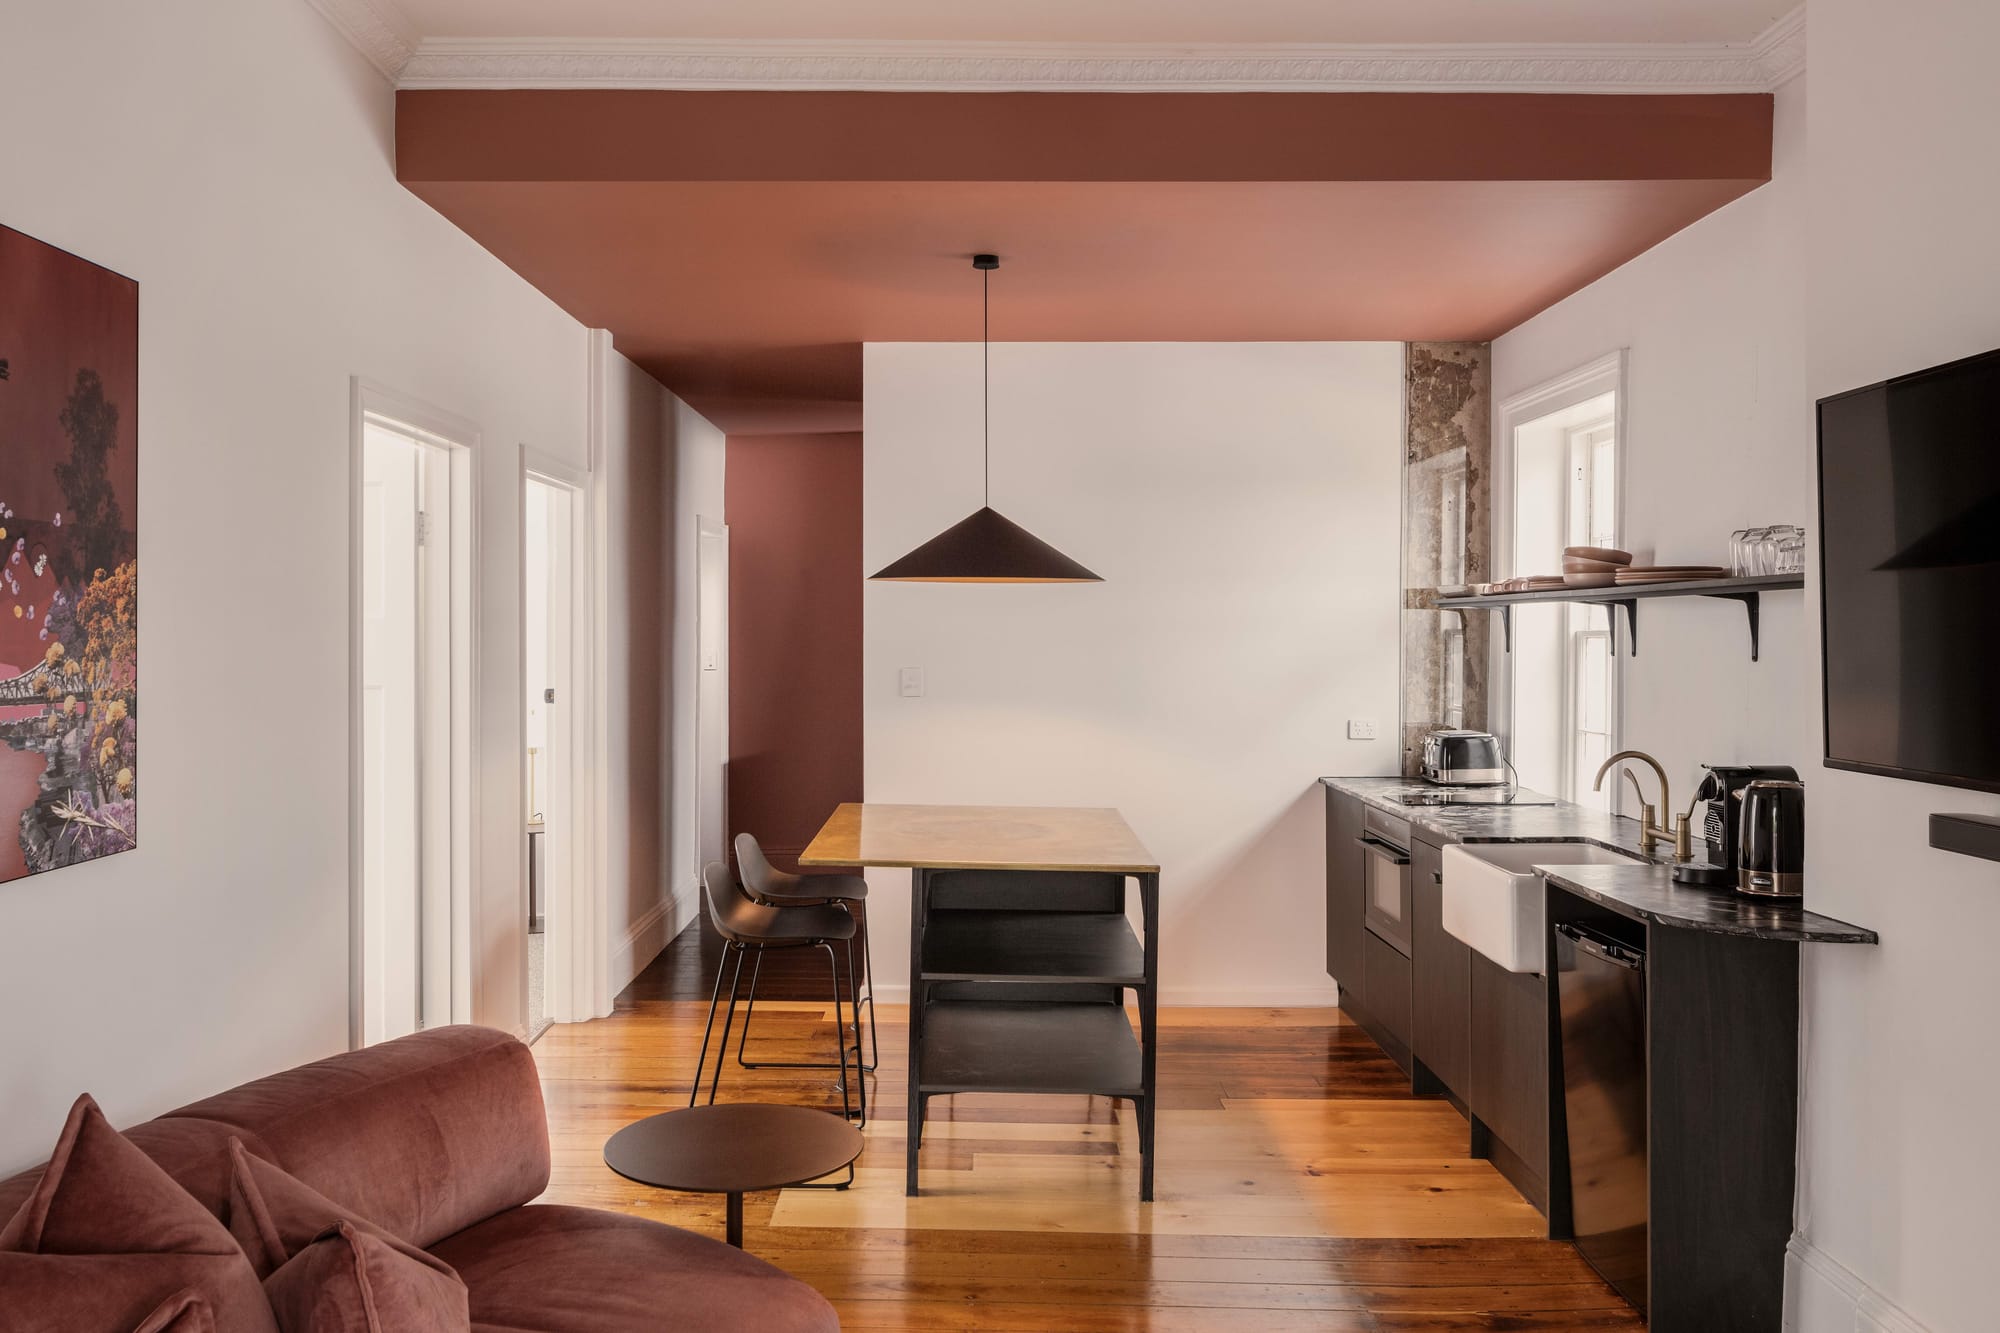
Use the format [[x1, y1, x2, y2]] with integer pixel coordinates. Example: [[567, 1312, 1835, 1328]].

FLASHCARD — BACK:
[[1702, 591, 1764, 661], [1614, 599, 1638, 656], [1498, 605, 1511, 652]]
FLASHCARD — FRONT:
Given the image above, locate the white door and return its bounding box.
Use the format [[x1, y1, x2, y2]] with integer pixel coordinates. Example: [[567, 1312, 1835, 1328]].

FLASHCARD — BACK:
[[357, 409, 464, 1046], [362, 426, 420, 1041], [524, 475, 580, 1030], [695, 518, 729, 880]]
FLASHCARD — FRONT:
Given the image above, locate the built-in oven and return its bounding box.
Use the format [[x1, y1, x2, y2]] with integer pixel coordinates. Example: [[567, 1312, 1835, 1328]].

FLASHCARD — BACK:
[[1358, 807, 1413, 957]]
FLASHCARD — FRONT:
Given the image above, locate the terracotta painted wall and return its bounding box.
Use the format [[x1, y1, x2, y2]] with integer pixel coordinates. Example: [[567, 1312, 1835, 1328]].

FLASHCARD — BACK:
[[725, 433, 863, 870]]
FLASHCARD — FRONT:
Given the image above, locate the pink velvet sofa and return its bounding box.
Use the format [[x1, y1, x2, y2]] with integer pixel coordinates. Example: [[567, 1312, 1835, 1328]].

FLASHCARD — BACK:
[[0, 1026, 839, 1332]]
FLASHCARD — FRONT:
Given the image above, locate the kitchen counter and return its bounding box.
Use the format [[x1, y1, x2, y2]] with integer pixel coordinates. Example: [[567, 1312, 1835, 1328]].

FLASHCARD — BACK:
[[1320, 776, 1877, 944], [1320, 775, 1652, 858], [1541, 864, 1878, 944]]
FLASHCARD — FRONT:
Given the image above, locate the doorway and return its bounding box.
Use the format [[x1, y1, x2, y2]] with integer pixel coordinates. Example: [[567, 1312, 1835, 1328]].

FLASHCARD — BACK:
[[523, 459, 590, 1036], [694, 517, 729, 884], [352, 388, 475, 1047]]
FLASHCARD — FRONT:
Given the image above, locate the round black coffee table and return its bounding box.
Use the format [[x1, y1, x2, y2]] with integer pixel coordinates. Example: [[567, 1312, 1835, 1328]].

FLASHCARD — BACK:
[[603, 1103, 864, 1248]]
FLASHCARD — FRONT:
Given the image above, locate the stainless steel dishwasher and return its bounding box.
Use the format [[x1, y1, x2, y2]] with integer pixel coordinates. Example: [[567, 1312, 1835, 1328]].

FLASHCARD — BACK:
[[1553, 922, 1649, 1315]]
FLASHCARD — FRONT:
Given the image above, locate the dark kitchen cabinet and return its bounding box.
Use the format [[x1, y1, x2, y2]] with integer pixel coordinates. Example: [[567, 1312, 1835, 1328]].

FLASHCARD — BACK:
[[1324, 788, 1366, 993], [1361, 930, 1414, 1066], [1469, 950, 1549, 1210], [1410, 837, 1471, 1102]]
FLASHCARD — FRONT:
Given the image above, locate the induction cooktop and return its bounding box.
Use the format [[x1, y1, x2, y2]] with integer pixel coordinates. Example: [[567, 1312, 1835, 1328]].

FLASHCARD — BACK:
[[1388, 787, 1557, 807]]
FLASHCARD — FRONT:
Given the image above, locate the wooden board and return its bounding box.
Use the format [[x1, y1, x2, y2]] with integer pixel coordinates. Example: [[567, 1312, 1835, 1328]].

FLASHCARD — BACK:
[[800, 803, 1159, 874]]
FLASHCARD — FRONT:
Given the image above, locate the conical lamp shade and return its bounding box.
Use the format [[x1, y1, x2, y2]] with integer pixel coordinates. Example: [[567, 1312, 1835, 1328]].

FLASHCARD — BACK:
[[870, 506, 1103, 583]]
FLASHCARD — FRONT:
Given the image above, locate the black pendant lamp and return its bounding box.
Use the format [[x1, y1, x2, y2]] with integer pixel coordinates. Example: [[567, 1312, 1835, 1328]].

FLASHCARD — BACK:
[[869, 255, 1102, 583]]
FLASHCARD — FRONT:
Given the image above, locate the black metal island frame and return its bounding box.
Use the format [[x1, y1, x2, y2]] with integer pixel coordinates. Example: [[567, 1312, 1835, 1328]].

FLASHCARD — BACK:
[[800, 803, 1162, 1200]]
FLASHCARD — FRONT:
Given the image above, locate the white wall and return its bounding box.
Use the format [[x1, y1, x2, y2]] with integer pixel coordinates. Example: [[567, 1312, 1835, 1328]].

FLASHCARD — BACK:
[[863, 342, 1403, 1003], [1494, 78, 1813, 806], [1497, 23, 2000, 1326], [1791, 4, 2000, 1330], [0, 0, 687, 1169], [599, 339, 722, 996], [664, 400, 726, 966]]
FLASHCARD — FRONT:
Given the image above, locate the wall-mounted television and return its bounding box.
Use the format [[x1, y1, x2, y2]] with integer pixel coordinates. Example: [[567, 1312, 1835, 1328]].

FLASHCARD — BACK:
[[1817, 346, 2000, 793]]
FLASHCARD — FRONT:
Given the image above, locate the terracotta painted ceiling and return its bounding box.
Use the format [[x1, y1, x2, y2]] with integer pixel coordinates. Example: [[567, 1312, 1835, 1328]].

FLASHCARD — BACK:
[[397, 90, 1772, 432]]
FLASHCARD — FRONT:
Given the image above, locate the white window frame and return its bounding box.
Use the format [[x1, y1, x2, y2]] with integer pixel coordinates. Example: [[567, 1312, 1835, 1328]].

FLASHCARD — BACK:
[[1492, 350, 1628, 798]]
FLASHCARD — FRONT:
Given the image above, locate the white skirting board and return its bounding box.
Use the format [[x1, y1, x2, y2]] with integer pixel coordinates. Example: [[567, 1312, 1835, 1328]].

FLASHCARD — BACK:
[[608, 887, 699, 999], [1786, 1238, 1934, 1333]]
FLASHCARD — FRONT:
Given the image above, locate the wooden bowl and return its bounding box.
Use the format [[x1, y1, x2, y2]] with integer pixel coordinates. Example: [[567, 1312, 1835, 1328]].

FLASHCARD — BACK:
[[1563, 545, 1633, 566]]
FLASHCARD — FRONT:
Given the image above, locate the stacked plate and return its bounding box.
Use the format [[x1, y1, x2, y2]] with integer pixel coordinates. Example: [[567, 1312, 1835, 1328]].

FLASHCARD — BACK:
[[1563, 545, 1633, 588], [1614, 564, 1728, 585]]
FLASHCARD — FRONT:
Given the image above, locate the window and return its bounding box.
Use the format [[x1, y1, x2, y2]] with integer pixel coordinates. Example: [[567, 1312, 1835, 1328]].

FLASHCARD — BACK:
[[1497, 354, 1624, 807]]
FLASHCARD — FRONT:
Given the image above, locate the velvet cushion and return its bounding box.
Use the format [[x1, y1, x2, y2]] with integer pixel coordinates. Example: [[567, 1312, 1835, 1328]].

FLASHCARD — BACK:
[[223, 1139, 468, 1330], [428, 1205, 838, 1333], [0, 1096, 276, 1333], [133, 1291, 217, 1333], [262, 1223, 468, 1333]]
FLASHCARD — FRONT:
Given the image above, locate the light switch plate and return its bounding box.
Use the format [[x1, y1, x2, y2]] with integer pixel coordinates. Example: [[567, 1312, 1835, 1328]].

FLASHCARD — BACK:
[[899, 667, 925, 698], [1347, 719, 1379, 740]]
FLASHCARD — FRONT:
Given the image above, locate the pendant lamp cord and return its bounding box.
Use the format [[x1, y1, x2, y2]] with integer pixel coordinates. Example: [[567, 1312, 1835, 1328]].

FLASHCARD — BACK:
[[982, 263, 990, 509]]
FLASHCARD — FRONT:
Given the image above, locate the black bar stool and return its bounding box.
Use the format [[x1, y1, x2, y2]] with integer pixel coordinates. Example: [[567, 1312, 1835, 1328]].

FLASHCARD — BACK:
[[690, 859, 865, 1125], [732, 833, 877, 1075]]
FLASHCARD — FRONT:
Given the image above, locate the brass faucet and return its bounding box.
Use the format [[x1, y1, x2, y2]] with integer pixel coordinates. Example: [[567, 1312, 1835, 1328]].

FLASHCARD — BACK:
[[1592, 750, 1693, 861]]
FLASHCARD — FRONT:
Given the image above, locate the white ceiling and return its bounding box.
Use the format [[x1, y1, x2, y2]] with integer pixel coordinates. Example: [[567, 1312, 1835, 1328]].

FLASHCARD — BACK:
[[386, 0, 1794, 47]]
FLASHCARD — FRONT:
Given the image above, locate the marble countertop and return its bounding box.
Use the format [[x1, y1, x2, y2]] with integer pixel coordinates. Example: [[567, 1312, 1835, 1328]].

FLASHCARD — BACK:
[[1543, 864, 1878, 944], [1319, 775, 1653, 859], [1320, 775, 1877, 944]]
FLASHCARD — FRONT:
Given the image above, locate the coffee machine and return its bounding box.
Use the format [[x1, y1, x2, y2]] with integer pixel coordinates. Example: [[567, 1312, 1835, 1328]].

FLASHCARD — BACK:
[[1670, 763, 1800, 886]]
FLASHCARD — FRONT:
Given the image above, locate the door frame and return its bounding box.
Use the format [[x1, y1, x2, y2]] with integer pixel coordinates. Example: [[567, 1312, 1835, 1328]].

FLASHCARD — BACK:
[[519, 447, 605, 1025], [693, 515, 729, 893], [348, 378, 482, 1048]]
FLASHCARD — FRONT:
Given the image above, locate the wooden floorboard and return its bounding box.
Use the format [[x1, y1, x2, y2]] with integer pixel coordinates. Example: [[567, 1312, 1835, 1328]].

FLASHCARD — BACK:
[[532, 918, 1642, 1330]]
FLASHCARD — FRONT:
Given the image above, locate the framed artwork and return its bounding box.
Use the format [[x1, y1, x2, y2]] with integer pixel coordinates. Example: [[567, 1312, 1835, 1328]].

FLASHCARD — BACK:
[[0, 222, 138, 880]]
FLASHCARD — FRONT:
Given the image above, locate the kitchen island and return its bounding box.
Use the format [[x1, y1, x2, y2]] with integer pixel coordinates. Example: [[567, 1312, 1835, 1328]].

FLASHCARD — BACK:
[[800, 803, 1162, 1200]]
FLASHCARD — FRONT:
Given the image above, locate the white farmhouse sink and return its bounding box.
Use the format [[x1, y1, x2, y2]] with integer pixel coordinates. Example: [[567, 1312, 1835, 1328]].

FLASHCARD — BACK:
[[1441, 842, 1646, 973]]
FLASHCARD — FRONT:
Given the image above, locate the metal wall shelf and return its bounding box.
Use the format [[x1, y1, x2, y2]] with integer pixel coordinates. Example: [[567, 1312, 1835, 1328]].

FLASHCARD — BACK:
[[1437, 575, 1804, 661]]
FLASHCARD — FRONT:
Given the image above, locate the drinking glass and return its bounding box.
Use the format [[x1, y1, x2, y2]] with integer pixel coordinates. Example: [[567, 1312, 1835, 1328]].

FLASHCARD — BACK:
[[1741, 526, 1773, 576], [1775, 527, 1806, 575], [1728, 528, 1754, 576]]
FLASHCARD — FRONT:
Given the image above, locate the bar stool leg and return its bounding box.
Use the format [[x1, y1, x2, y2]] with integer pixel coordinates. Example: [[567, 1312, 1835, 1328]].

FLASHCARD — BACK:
[[689, 939, 734, 1106], [732, 928, 864, 1072], [820, 941, 862, 1125], [854, 910, 879, 1073], [733, 950, 767, 1069], [706, 945, 748, 1106]]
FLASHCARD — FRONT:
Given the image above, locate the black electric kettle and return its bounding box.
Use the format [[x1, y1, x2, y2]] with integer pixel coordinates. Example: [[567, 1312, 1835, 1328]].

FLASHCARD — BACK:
[[1737, 779, 1805, 899]]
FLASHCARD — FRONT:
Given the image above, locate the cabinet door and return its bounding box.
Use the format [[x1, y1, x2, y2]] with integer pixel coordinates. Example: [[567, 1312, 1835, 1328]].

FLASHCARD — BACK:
[[1325, 789, 1367, 992], [1411, 838, 1472, 1100], [1470, 951, 1549, 1187], [1362, 930, 1414, 1066]]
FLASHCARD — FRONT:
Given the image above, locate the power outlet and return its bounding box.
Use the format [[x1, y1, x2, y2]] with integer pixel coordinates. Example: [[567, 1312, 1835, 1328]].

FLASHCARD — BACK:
[[898, 667, 926, 698], [1347, 719, 1379, 740]]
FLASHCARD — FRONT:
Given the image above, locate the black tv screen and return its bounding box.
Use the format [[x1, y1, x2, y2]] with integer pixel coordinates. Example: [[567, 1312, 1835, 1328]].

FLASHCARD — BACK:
[[1817, 347, 2000, 793]]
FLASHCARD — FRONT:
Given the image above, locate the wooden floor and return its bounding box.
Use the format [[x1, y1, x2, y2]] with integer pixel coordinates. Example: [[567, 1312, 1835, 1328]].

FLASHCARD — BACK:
[[532, 920, 1643, 1331]]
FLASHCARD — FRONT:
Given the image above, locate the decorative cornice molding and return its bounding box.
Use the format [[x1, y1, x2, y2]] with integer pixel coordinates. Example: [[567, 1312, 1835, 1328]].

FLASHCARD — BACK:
[[306, 1, 1806, 95], [1751, 6, 1807, 88], [300, 0, 416, 82]]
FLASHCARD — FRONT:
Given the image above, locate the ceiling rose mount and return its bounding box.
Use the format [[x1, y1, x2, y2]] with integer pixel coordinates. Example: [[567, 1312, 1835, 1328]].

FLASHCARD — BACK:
[[868, 254, 1103, 584]]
